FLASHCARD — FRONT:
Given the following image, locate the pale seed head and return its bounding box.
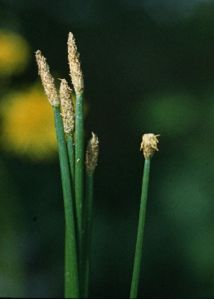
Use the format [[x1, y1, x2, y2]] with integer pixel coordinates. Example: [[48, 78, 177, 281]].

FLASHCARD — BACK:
[[59, 79, 74, 134], [67, 32, 84, 95], [86, 132, 99, 174], [140, 133, 160, 159], [35, 50, 59, 107]]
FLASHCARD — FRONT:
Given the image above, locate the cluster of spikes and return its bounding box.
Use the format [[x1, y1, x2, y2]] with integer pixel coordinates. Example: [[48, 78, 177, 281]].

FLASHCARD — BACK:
[[35, 32, 99, 173]]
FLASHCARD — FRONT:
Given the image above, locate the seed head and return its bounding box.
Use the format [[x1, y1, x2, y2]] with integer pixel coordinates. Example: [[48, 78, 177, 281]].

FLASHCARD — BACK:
[[67, 32, 84, 95], [140, 133, 160, 159], [86, 132, 99, 174], [59, 79, 74, 134], [35, 50, 59, 107]]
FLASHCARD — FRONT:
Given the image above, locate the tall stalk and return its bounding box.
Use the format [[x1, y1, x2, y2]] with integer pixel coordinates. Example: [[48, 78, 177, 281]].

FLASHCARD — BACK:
[[54, 107, 79, 298], [130, 133, 159, 299], [59, 78, 79, 297], [67, 31, 84, 243], [35, 51, 79, 298], [74, 92, 85, 297], [67, 32, 85, 293], [130, 158, 150, 299]]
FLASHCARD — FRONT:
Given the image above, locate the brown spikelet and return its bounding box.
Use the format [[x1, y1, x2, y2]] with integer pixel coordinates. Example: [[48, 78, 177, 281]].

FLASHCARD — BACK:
[[140, 133, 160, 159], [67, 32, 84, 95], [86, 132, 99, 174], [35, 50, 59, 107], [59, 79, 75, 134]]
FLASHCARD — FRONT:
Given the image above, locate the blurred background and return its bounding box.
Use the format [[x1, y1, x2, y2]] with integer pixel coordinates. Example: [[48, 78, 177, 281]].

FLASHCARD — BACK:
[[0, 0, 214, 297]]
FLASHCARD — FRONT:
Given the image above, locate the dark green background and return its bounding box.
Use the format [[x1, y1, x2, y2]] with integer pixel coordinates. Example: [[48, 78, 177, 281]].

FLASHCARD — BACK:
[[0, 0, 214, 298]]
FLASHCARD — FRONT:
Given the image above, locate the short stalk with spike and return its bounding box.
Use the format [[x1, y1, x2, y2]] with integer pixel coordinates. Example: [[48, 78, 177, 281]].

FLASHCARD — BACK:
[[83, 133, 99, 297]]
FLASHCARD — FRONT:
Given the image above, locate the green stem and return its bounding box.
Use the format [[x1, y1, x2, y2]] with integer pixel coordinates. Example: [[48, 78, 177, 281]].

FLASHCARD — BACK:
[[66, 134, 75, 184], [54, 106, 79, 298], [130, 158, 151, 299], [75, 92, 84, 239], [75, 92, 84, 292], [83, 173, 94, 298]]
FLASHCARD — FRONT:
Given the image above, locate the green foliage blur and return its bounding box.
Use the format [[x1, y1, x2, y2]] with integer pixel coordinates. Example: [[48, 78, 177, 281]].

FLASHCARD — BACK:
[[0, 0, 214, 297]]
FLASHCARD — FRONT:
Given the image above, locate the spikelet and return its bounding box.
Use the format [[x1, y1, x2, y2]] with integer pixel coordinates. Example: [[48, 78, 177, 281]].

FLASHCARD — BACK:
[[59, 79, 74, 134], [86, 132, 99, 174], [35, 50, 59, 107], [67, 32, 84, 95], [140, 133, 160, 159]]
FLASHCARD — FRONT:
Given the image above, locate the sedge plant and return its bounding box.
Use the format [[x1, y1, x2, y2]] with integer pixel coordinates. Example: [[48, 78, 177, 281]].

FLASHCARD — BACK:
[[35, 32, 160, 299], [35, 33, 99, 298], [35, 49, 80, 298], [130, 133, 159, 299]]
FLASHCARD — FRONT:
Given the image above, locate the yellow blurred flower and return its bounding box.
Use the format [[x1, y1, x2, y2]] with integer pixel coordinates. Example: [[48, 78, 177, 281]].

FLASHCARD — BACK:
[[0, 85, 57, 160], [0, 30, 30, 76]]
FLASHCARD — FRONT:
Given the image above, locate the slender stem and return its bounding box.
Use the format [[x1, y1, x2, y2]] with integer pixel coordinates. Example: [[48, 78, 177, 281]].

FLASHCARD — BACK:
[[83, 173, 94, 298], [66, 134, 75, 184], [75, 92, 84, 294], [75, 92, 84, 240], [130, 158, 151, 299], [54, 106, 79, 298]]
